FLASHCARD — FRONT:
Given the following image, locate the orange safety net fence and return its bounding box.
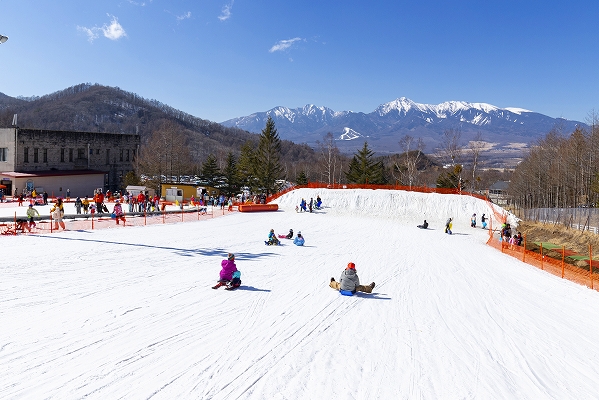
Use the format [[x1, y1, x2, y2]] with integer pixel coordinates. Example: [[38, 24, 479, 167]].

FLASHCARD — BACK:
[[486, 233, 598, 291], [1, 207, 235, 235]]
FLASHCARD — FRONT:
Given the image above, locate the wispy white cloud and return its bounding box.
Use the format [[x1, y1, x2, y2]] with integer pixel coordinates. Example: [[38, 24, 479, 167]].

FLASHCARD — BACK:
[[218, 1, 234, 21], [269, 37, 303, 53], [177, 11, 192, 21], [102, 15, 127, 40], [127, 0, 151, 5], [77, 26, 99, 43], [77, 14, 127, 43]]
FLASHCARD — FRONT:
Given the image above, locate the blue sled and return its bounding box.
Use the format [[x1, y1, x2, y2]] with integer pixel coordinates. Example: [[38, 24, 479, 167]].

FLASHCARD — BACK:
[[339, 290, 355, 296]]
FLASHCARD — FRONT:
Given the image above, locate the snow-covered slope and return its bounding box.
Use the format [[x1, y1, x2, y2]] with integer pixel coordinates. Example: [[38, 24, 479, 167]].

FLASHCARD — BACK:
[[2, 189, 598, 399]]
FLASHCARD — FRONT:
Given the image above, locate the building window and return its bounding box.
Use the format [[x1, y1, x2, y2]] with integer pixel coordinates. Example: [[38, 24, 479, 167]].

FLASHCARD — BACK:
[[126, 149, 130, 161], [61, 148, 65, 162], [78, 148, 85, 159], [24, 147, 29, 163], [69, 148, 73, 162], [34, 148, 39, 163], [96, 149, 100, 155], [43, 148, 48, 163], [120, 149, 124, 162], [0, 148, 7, 162]]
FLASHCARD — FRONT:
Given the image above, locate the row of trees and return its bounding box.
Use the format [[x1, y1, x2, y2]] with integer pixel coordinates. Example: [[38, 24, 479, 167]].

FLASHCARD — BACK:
[[509, 118, 599, 209], [134, 117, 285, 197], [131, 116, 514, 198]]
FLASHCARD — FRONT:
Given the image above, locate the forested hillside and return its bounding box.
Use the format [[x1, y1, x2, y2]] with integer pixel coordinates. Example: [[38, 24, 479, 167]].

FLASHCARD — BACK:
[[0, 83, 318, 170]]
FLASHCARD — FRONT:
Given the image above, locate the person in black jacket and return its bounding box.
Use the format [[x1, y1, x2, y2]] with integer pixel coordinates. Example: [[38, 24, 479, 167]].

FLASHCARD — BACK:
[[417, 220, 429, 229]]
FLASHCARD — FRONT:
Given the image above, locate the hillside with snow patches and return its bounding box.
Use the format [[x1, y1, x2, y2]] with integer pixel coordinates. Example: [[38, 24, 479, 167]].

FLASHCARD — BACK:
[[2, 188, 599, 399]]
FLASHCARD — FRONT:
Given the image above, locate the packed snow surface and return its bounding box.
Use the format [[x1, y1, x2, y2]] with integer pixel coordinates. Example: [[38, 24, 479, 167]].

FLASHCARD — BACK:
[[2, 189, 599, 399]]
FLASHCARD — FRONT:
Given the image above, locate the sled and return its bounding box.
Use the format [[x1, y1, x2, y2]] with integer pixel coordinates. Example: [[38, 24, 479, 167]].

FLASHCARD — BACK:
[[339, 290, 355, 296]]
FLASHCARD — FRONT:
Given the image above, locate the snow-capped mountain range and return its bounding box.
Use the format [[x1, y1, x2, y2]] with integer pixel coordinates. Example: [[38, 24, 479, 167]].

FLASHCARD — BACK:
[[221, 97, 585, 162]]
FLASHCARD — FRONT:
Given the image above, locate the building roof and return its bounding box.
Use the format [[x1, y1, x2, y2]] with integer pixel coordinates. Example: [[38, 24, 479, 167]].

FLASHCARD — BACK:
[[489, 180, 510, 191], [1, 169, 107, 178]]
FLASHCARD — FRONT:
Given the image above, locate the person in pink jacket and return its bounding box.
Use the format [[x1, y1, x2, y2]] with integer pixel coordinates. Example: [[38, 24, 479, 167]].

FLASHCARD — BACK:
[[212, 253, 238, 289]]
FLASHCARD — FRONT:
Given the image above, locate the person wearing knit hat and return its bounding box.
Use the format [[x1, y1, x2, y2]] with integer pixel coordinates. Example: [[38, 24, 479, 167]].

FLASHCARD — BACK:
[[266, 228, 280, 246], [329, 262, 375, 295], [293, 231, 305, 246], [213, 252, 240, 289]]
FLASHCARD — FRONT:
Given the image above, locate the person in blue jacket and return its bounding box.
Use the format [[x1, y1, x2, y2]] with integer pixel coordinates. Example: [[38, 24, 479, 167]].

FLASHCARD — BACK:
[[293, 231, 305, 246], [266, 229, 280, 245]]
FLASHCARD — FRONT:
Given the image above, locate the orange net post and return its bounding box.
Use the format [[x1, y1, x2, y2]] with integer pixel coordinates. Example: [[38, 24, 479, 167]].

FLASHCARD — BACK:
[[561, 246, 565, 279], [590, 245, 594, 290]]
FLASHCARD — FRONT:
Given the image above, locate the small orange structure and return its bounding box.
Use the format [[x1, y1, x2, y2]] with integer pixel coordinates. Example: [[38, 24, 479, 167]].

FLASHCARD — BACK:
[[237, 204, 278, 212]]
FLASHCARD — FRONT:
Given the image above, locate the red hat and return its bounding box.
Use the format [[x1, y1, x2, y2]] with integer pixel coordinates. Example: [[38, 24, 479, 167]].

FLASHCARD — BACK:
[[347, 262, 356, 269]]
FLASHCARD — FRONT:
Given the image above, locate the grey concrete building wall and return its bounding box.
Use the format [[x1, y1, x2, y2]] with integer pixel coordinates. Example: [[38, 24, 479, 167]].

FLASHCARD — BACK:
[[13, 129, 140, 192], [0, 128, 17, 172]]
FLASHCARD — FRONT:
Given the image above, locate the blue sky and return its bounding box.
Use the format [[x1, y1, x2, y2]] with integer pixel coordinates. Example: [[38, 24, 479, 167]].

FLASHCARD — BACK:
[[1, 0, 598, 124]]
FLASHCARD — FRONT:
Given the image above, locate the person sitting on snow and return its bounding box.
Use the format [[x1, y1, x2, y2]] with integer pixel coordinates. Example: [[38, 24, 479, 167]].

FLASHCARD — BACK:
[[329, 262, 375, 294], [213, 253, 239, 289], [417, 220, 429, 229], [293, 231, 305, 246], [266, 229, 280, 246], [285, 228, 294, 239]]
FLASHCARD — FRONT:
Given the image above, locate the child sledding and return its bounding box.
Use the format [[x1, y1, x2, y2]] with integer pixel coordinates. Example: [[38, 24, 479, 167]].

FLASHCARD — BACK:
[[329, 262, 375, 295], [265, 229, 281, 245], [212, 253, 242, 290], [278, 229, 293, 239]]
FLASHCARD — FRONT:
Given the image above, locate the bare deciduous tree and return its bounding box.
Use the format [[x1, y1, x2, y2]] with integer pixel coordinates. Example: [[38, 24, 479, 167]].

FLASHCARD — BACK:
[[396, 135, 425, 188], [468, 132, 485, 192], [317, 132, 341, 185]]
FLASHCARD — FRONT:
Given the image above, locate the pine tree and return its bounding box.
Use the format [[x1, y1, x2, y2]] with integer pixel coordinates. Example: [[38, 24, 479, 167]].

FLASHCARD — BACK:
[[201, 154, 220, 187], [255, 116, 283, 196], [223, 152, 240, 197], [345, 142, 385, 184], [237, 140, 257, 192], [296, 170, 308, 185]]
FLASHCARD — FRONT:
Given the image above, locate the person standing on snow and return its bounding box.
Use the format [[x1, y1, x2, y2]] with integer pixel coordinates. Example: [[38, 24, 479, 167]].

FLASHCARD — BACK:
[[113, 199, 126, 225], [330, 262, 375, 294], [445, 217, 453, 234], [26, 204, 40, 231]]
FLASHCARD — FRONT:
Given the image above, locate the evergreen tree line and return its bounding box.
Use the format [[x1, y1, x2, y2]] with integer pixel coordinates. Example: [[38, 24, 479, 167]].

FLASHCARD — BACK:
[[509, 117, 599, 209]]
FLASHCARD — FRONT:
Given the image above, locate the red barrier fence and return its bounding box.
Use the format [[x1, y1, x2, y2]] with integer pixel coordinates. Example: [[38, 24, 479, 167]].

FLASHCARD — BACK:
[[1, 206, 235, 236]]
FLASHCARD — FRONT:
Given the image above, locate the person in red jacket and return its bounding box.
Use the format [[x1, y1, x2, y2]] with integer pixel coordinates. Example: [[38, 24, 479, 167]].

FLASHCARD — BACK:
[[137, 191, 146, 212]]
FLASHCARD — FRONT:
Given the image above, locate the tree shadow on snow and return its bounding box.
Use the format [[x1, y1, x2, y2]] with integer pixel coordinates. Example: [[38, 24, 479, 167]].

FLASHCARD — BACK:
[[31, 235, 279, 260]]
